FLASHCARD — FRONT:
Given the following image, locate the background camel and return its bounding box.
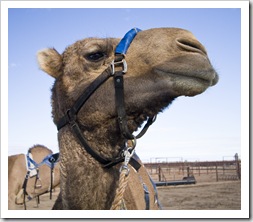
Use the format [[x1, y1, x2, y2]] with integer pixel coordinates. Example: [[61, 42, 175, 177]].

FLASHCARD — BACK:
[[8, 144, 60, 210], [37, 27, 218, 210]]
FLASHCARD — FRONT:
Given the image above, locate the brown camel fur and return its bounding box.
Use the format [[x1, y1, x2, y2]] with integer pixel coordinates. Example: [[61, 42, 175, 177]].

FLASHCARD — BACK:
[[8, 144, 60, 210], [37, 28, 218, 210]]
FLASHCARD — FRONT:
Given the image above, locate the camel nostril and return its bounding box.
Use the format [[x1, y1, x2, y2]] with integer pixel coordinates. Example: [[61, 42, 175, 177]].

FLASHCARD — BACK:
[[176, 38, 207, 55]]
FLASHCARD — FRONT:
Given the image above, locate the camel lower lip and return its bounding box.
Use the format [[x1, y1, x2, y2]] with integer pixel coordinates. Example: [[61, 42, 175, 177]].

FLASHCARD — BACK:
[[154, 69, 213, 85]]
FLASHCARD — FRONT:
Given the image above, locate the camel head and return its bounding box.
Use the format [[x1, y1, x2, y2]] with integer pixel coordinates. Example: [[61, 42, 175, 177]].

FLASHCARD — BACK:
[[37, 28, 218, 141]]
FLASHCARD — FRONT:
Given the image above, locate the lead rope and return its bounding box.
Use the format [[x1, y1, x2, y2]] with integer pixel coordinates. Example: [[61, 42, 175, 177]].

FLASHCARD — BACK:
[[110, 165, 129, 210], [110, 140, 136, 210]]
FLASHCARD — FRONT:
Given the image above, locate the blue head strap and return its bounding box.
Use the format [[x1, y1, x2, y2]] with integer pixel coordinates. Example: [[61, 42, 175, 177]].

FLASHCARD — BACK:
[[111, 28, 141, 74], [115, 28, 142, 55]]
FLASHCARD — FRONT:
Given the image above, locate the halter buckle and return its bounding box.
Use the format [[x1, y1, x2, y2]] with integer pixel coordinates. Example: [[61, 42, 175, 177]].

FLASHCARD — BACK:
[[111, 58, 127, 75]]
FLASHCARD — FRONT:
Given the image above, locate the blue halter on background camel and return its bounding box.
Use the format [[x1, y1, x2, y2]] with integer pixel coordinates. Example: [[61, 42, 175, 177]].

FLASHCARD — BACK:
[[56, 28, 156, 168], [22, 151, 59, 209]]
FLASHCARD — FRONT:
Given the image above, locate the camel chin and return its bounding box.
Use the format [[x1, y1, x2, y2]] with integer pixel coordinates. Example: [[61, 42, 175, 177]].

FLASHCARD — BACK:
[[172, 75, 213, 97]]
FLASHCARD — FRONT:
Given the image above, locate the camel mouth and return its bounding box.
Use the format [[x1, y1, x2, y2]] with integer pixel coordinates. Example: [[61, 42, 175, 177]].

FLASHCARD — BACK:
[[153, 64, 218, 97], [154, 68, 217, 86], [153, 54, 218, 87]]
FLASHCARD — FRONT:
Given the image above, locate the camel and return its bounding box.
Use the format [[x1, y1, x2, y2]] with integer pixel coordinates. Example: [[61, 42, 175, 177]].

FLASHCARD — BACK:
[[8, 144, 60, 210], [37, 27, 218, 210]]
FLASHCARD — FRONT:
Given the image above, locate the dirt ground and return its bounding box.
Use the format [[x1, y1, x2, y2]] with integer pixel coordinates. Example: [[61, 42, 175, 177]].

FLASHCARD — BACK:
[[13, 180, 240, 210], [158, 181, 241, 210]]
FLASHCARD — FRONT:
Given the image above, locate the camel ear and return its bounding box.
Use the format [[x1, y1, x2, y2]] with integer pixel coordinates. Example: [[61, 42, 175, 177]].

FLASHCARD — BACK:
[[37, 48, 62, 79]]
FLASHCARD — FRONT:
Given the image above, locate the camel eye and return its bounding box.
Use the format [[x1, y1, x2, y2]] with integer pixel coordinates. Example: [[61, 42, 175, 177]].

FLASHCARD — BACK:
[[86, 52, 105, 61]]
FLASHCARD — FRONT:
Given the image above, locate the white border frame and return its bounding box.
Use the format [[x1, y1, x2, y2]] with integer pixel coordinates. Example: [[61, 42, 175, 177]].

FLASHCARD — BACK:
[[1, 0, 249, 219]]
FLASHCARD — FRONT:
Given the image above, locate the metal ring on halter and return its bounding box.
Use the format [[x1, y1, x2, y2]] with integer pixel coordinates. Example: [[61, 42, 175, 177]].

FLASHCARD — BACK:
[[111, 59, 127, 75], [125, 136, 137, 150]]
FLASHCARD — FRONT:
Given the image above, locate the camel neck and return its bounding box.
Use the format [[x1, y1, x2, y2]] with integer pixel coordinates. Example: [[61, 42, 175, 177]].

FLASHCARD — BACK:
[[58, 127, 121, 209]]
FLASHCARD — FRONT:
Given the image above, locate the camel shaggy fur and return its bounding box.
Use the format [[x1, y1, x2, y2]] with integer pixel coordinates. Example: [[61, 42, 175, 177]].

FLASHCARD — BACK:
[[8, 144, 60, 210], [37, 28, 218, 210]]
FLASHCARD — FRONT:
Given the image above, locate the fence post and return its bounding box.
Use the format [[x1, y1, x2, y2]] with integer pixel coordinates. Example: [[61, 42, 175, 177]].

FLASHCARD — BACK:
[[158, 166, 161, 182], [187, 166, 190, 177], [216, 164, 218, 182], [235, 153, 241, 180]]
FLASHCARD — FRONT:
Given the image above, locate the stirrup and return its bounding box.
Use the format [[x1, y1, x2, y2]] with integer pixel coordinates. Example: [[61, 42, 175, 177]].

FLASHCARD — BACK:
[[35, 179, 42, 189]]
